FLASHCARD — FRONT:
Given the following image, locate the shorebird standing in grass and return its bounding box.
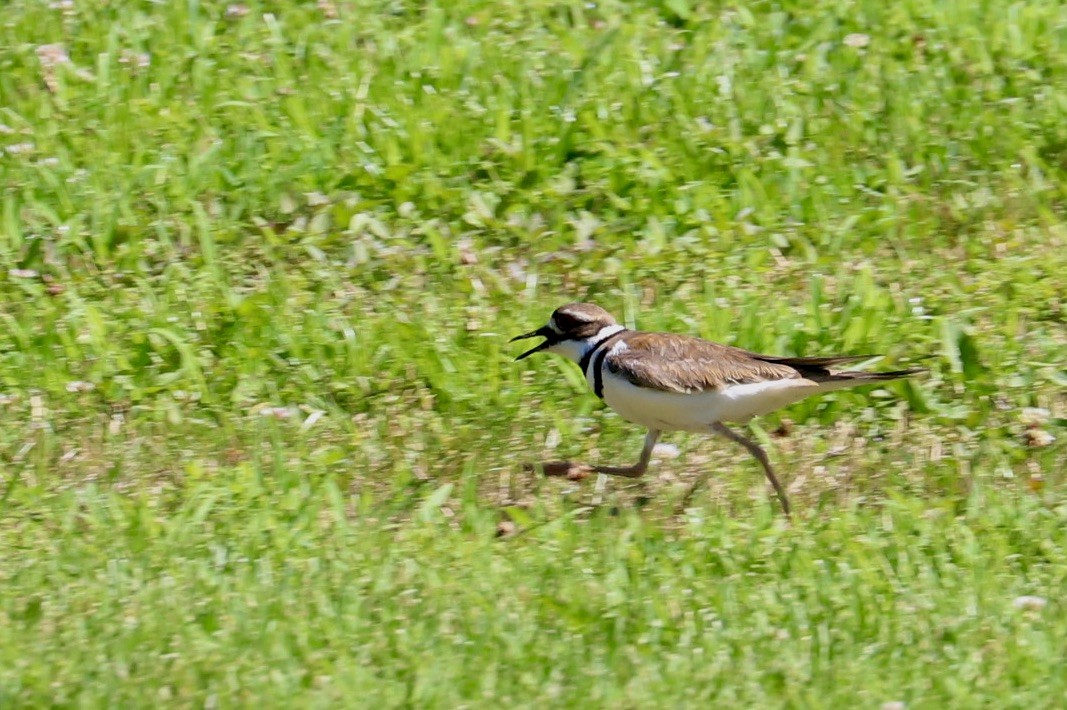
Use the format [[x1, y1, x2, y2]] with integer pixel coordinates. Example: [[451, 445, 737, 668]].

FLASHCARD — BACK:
[[512, 303, 924, 515]]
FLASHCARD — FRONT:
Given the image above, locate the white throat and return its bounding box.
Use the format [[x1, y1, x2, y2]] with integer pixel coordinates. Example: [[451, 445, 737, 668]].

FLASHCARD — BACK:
[[545, 324, 626, 363]]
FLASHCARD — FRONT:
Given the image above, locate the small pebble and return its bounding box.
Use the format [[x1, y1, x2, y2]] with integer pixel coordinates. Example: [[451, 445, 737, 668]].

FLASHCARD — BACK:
[[652, 443, 680, 459], [1013, 595, 1047, 611]]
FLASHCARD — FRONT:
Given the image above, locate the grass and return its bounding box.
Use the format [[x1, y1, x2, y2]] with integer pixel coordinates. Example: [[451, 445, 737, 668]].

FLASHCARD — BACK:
[[1, 0, 1066, 705]]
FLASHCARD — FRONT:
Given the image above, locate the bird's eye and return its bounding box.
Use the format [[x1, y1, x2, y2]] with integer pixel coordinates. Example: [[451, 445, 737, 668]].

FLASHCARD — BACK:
[[552, 311, 581, 332]]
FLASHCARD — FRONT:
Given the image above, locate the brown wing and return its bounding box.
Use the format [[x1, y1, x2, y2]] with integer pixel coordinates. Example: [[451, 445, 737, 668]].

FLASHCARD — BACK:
[[605, 332, 890, 394], [605, 332, 805, 394]]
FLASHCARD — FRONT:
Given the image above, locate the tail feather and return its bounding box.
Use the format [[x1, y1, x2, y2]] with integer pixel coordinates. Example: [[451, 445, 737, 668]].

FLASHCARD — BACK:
[[823, 367, 927, 384], [754, 351, 926, 385], [756, 354, 877, 369]]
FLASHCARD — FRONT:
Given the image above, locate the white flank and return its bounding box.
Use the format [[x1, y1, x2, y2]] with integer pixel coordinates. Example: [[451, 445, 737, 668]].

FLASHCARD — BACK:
[[600, 374, 859, 432]]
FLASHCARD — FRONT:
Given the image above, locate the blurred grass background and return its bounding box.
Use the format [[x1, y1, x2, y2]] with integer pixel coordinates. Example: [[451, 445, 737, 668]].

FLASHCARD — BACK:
[[1, 0, 1065, 706]]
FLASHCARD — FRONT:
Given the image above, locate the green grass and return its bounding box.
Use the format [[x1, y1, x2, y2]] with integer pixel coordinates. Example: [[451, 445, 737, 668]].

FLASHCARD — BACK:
[[1, 0, 1066, 705]]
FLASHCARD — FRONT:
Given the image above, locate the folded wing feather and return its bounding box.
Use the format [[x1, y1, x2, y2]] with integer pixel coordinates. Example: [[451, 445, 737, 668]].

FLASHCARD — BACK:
[[605, 332, 886, 394]]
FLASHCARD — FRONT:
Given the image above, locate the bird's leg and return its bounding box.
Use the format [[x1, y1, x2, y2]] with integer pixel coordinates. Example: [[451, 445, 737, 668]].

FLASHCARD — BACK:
[[589, 429, 661, 478], [537, 429, 661, 480], [709, 422, 791, 516]]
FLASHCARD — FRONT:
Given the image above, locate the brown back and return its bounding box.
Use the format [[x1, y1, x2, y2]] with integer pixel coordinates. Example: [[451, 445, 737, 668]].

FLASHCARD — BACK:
[[605, 331, 886, 394]]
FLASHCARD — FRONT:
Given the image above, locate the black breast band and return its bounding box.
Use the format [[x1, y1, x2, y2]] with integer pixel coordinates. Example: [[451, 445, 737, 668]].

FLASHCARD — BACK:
[[579, 331, 627, 400]]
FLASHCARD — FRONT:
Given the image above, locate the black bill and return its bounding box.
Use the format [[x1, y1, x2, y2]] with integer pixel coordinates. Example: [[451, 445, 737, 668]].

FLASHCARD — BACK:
[[510, 325, 555, 360]]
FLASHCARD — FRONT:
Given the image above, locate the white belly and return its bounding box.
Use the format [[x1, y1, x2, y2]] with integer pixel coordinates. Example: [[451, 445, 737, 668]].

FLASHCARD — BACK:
[[600, 374, 823, 432]]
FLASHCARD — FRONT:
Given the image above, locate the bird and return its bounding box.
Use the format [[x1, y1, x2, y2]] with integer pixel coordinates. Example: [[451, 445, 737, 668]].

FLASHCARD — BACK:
[[511, 302, 925, 515]]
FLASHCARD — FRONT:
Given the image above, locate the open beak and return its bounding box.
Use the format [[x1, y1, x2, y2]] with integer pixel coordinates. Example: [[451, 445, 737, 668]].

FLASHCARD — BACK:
[[510, 325, 555, 360]]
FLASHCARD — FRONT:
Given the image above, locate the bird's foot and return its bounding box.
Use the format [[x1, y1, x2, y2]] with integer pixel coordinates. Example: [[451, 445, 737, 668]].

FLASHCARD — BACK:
[[527, 460, 595, 480]]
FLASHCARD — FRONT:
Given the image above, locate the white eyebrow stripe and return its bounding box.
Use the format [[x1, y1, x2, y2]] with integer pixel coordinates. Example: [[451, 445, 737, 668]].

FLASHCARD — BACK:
[[547, 317, 563, 334]]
